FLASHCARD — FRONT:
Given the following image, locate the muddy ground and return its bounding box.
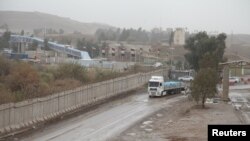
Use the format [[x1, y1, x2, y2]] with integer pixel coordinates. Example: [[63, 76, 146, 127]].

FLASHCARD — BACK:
[[113, 97, 243, 141]]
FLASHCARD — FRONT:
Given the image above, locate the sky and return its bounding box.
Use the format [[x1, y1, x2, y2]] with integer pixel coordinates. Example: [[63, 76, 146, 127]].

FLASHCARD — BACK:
[[0, 0, 250, 34]]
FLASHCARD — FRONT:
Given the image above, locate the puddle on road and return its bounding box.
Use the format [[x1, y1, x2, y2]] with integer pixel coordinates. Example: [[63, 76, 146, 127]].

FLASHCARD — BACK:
[[229, 92, 249, 103], [229, 89, 250, 122], [156, 113, 163, 117], [144, 128, 153, 132], [126, 132, 136, 136], [143, 120, 153, 125]]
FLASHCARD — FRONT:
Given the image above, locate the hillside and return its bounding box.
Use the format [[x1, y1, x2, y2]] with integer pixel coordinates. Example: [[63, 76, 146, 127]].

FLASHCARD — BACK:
[[226, 34, 250, 45], [0, 11, 114, 34], [225, 34, 250, 59]]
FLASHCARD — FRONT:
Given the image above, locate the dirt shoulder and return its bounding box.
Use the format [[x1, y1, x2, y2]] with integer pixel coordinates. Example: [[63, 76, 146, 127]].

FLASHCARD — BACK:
[[113, 97, 243, 141]]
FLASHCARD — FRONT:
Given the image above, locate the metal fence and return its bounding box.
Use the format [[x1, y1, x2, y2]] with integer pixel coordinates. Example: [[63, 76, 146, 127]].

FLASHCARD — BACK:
[[0, 69, 166, 134]]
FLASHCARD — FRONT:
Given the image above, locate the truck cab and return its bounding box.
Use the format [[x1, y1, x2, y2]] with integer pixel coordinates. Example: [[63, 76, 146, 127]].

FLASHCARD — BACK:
[[148, 76, 165, 97]]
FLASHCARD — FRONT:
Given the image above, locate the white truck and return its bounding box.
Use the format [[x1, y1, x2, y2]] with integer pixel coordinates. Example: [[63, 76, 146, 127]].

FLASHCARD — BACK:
[[148, 76, 186, 97]]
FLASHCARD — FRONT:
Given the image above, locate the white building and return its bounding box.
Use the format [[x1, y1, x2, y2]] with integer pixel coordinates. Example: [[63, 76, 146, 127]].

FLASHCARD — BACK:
[[173, 28, 185, 46]]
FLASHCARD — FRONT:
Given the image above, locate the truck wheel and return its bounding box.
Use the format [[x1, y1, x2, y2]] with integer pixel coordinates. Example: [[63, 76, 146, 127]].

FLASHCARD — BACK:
[[161, 91, 164, 96]]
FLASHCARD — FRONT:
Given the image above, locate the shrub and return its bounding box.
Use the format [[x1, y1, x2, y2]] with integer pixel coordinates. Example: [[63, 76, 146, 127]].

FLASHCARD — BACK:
[[95, 68, 120, 82], [54, 63, 88, 82], [36, 81, 50, 96], [6, 62, 40, 97], [0, 55, 11, 77], [0, 85, 14, 104], [39, 72, 54, 83], [12, 91, 26, 102], [51, 78, 82, 92], [87, 68, 97, 82]]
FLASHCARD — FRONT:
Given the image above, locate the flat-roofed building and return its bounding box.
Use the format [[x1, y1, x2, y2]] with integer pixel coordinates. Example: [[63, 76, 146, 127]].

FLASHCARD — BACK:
[[174, 28, 185, 46]]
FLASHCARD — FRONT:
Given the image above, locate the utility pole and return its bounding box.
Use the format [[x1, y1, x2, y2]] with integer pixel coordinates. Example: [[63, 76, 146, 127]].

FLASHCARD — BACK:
[[230, 30, 233, 48], [170, 47, 174, 69], [43, 26, 46, 63]]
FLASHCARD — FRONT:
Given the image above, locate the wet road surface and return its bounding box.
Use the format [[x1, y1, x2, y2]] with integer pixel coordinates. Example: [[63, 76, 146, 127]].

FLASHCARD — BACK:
[[21, 90, 185, 141]]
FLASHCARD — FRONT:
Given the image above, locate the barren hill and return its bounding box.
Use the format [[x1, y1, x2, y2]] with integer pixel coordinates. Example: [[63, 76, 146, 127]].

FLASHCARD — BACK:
[[0, 11, 113, 34], [225, 34, 250, 59]]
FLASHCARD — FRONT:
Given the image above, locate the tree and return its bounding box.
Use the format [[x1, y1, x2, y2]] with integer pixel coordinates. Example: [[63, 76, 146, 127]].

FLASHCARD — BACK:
[[76, 38, 86, 50], [76, 38, 100, 58], [21, 30, 24, 35], [99, 32, 107, 41], [29, 40, 38, 51], [175, 60, 183, 70], [0, 31, 11, 50], [59, 37, 71, 45], [0, 24, 9, 31], [169, 31, 174, 46], [190, 68, 217, 108], [199, 53, 217, 69], [119, 29, 129, 41], [184, 32, 226, 71], [186, 32, 226, 108], [33, 28, 43, 35], [59, 28, 64, 34], [44, 38, 50, 51]]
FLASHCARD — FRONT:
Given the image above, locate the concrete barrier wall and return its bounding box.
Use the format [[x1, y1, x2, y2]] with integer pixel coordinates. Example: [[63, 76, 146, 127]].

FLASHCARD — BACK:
[[0, 69, 165, 134]]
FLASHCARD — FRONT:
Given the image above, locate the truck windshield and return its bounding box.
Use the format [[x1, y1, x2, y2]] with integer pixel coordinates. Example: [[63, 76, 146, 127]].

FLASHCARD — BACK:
[[149, 82, 159, 87]]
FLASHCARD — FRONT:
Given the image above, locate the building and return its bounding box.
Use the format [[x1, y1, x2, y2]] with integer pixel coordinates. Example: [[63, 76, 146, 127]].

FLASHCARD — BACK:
[[166, 28, 173, 34], [0, 29, 7, 36], [173, 28, 185, 46]]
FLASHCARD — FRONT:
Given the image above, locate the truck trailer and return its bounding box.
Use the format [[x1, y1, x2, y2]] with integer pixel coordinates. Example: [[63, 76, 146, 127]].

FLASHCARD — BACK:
[[148, 76, 186, 97]]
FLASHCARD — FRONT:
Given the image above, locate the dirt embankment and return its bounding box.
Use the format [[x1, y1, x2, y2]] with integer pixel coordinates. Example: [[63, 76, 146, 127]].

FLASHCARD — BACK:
[[113, 97, 242, 141]]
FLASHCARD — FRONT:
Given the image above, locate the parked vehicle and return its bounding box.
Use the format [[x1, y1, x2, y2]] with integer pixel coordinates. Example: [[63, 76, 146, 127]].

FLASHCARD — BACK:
[[148, 76, 186, 97], [153, 62, 163, 68], [229, 77, 240, 83], [168, 69, 195, 80], [178, 76, 194, 81]]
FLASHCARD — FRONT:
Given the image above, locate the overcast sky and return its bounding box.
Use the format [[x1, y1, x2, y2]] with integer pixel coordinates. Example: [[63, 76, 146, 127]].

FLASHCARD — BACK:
[[0, 0, 249, 34]]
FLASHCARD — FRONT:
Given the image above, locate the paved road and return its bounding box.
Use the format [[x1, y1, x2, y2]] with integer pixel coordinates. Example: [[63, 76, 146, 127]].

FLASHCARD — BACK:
[[21, 90, 185, 141], [229, 84, 250, 123]]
